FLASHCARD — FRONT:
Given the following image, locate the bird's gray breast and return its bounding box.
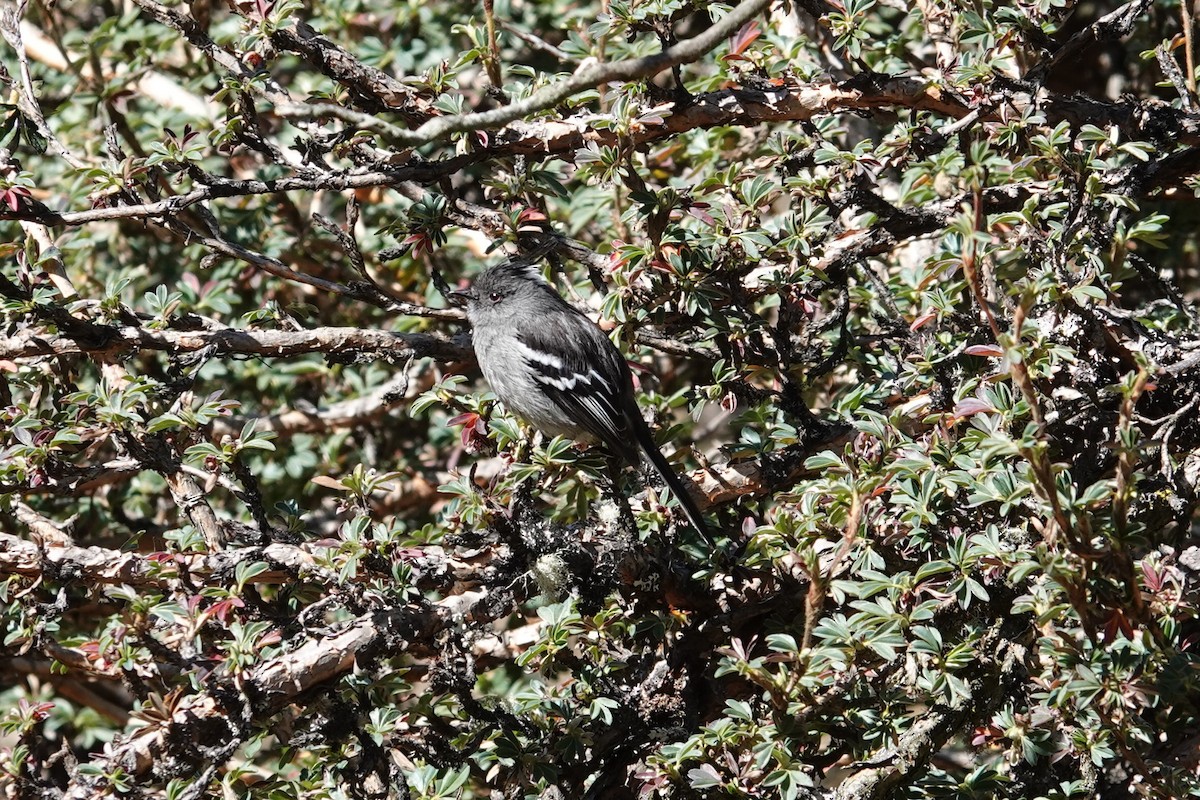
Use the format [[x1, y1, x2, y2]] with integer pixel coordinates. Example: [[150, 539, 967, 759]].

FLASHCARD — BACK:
[[475, 329, 584, 439]]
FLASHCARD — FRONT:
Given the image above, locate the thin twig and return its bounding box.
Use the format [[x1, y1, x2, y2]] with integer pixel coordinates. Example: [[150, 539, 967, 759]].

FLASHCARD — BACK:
[[2, 163, 474, 227], [500, 21, 573, 62], [1184, 0, 1198, 101], [0, 3, 88, 170], [483, 0, 504, 90], [276, 101, 411, 140]]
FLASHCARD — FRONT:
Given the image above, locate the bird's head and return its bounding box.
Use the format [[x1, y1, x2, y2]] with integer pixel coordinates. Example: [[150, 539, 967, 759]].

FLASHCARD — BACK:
[[452, 261, 553, 324]]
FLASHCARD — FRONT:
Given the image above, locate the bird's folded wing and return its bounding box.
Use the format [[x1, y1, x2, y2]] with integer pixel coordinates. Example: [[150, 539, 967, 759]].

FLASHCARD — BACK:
[[516, 314, 639, 463]]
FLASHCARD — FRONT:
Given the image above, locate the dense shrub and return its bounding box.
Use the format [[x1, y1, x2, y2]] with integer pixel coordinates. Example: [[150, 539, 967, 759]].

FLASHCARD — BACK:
[[2, 0, 1200, 798]]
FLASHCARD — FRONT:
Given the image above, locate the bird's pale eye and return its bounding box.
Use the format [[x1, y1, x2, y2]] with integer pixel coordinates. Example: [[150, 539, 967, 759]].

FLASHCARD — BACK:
[[489, 291, 503, 303]]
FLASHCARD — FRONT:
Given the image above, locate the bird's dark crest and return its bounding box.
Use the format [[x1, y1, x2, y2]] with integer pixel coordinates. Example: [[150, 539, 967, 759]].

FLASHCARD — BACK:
[[492, 259, 550, 287]]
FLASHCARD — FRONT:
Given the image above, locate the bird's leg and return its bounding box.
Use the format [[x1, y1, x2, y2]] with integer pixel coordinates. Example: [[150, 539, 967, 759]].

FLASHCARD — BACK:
[[513, 424, 538, 464], [508, 426, 541, 527], [600, 459, 639, 545]]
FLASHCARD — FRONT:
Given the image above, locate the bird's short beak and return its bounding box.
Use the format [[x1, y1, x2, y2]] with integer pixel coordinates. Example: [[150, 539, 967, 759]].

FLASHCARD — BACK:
[[448, 289, 474, 308]]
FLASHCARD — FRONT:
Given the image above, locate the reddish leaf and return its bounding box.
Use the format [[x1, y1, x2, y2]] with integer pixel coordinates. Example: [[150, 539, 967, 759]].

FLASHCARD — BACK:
[[728, 20, 761, 57], [2, 185, 30, 211], [210, 597, 245, 623], [1102, 609, 1135, 643], [449, 411, 489, 450], [401, 233, 433, 257], [909, 309, 937, 331], [970, 723, 1004, 747], [1142, 561, 1164, 592], [686, 204, 716, 226], [516, 207, 548, 225], [952, 397, 996, 418]]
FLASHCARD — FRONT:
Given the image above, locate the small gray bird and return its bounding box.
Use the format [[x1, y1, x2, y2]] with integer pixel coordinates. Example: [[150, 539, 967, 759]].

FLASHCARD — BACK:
[[457, 261, 714, 546]]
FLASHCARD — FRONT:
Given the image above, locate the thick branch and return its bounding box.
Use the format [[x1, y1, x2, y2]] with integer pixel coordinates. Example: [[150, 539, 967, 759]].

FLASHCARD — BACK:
[[0, 326, 470, 362], [488, 76, 1200, 156], [0, 533, 338, 588], [269, 21, 435, 120]]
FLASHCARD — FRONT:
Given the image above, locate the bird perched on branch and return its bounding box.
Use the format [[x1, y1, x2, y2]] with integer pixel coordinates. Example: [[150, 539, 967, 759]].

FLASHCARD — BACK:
[[455, 261, 714, 547]]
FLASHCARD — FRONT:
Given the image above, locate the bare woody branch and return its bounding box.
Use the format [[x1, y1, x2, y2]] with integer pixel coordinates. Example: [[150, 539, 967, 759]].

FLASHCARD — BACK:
[[0, 532, 339, 588], [0, 326, 470, 363], [1, 165, 476, 227], [487, 76, 1200, 156], [268, 21, 437, 120]]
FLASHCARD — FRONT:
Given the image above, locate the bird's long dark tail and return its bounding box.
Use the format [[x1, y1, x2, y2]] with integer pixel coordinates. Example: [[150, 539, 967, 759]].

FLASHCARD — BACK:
[[631, 421, 715, 548]]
